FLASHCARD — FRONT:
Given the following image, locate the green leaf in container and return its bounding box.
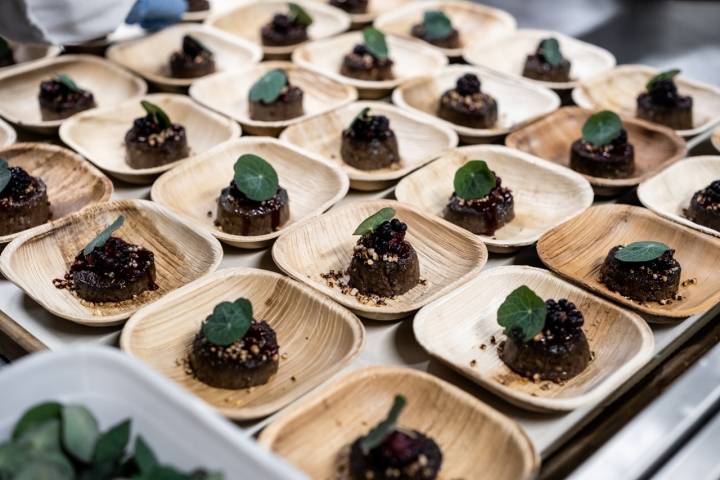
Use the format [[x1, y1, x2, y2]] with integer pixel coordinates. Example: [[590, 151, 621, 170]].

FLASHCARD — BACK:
[[353, 207, 395, 236], [363, 27, 389, 60], [141, 101, 172, 130], [248, 69, 288, 104], [12, 401, 62, 441], [202, 298, 253, 347], [54, 74, 82, 92], [134, 436, 159, 474], [233, 154, 279, 202], [497, 285, 547, 342], [423, 11, 454, 40], [360, 395, 406, 454], [540, 38, 564, 66], [92, 419, 131, 464], [61, 404, 99, 463], [289, 2, 313, 26], [614, 241, 669, 263], [453, 160, 496, 200], [646, 68, 680, 91], [581, 110, 622, 147], [83, 215, 125, 257]]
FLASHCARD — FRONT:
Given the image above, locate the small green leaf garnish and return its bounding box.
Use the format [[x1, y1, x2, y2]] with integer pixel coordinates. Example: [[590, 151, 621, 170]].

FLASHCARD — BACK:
[[92, 419, 131, 464], [249, 69, 288, 104], [423, 11, 454, 41], [540, 38, 563, 67], [363, 27, 389, 60], [12, 402, 62, 441], [353, 207, 396, 236], [647, 68, 680, 91], [54, 74, 82, 92], [61, 405, 99, 463], [141, 100, 172, 130], [233, 154, 279, 202], [497, 285, 547, 342], [0, 37, 12, 58], [134, 436, 159, 474], [453, 160, 496, 200], [349, 107, 371, 129], [614, 241, 669, 263], [360, 395, 406, 454], [289, 2, 314, 26], [581, 110, 623, 147], [202, 298, 254, 347], [83, 215, 125, 257], [0, 158, 11, 195]]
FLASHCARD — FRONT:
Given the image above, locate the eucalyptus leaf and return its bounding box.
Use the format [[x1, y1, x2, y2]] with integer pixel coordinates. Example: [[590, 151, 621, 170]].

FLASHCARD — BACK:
[[233, 154, 279, 202], [54, 74, 82, 92], [646, 68, 680, 91], [288, 2, 313, 26], [83, 215, 125, 257], [12, 401, 62, 441], [15, 457, 74, 480], [453, 160, 496, 200], [134, 436, 158, 474], [360, 395, 406, 454], [362, 27, 389, 60], [16, 419, 62, 454], [248, 69, 287, 104], [581, 110, 622, 147], [497, 285, 547, 342], [0, 159, 9, 195], [202, 298, 253, 347], [353, 207, 395, 236], [141, 100, 172, 129], [61, 405, 100, 463], [614, 241, 669, 263], [0, 442, 29, 477], [92, 419, 131, 464], [133, 465, 190, 480], [423, 11, 454, 40], [540, 38, 563, 66]]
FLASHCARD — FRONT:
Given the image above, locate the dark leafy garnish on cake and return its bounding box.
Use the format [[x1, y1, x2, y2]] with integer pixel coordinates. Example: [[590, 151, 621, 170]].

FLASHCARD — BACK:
[[570, 110, 635, 178], [341, 108, 400, 170]]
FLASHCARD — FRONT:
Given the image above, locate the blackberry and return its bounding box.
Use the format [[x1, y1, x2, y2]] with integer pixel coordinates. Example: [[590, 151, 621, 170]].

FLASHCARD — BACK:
[[544, 298, 584, 338], [649, 78, 680, 106], [456, 73, 481, 96], [607, 128, 629, 150], [353, 44, 371, 57], [0, 167, 33, 200], [361, 219, 409, 255], [132, 115, 166, 137], [707, 180, 720, 202], [371, 431, 423, 467], [270, 14, 293, 33], [350, 113, 393, 141]]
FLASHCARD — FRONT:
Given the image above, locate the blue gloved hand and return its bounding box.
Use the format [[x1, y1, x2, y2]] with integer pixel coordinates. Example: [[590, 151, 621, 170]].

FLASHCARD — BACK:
[[126, 0, 187, 31]]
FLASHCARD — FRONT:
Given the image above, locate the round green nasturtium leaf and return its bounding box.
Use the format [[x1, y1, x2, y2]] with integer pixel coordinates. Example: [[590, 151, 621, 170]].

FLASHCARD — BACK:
[[288, 2, 313, 26], [423, 11, 454, 40], [614, 241, 669, 263], [360, 395, 406, 454], [141, 100, 172, 129], [353, 207, 396, 236], [61, 404, 100, 463], [202, 298, 253, 347], [647, 68, 680, 91], [363, 27, 389, 60], [581, 110, 623, 147], [453, 160, 496, 200], [540, 38, 563, 66], [248, 69, 288, 104], [233, 154, 279, 202], [497, 285, 547, 342]]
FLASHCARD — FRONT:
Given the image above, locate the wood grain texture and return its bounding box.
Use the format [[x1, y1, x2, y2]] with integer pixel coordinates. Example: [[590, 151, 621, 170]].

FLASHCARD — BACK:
[[106, 24, 262, 90], [259, 366, 540, 480], [279, 101, 458, 191], [306, 0, 413, 27], [59, 93, 241, 184], [464, 28, 616, 91], [414, 265, 654, 412], [712, 127, 720, 152], [0, 43, 61, 72], [207, 0, 350, 59], [505, 106, 687, 196], [374, 0, 516, 58], [0, 199, 223, 326], [272, 199, 488, 320], [0, 143, 113, 244], [0, 55, 147, 134], [572, 64, 720, 137], [189, 61, 357, 136], [292, 31, 448, 100], [392, 64, 560, 144], [394, 144, 594, 252], [121, 267, 365, 420], [537, 204, 720, 319], [638, 155, 720, 238], [151, 137, 350, 249], [0, 117, 16, 149]]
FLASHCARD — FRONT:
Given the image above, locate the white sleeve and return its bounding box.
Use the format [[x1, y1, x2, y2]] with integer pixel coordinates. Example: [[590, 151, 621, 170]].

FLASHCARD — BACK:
[[0, 0, 137, 45]]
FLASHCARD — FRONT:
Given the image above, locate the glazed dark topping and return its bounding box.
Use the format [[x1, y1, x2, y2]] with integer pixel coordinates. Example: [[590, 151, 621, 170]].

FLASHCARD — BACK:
[[704, 180, 720, 203], [0, 166, 35, 201], [368, 430, 423, 467], [542, 299, 584, 340], [646, 69, 683, 106], [182, 35, 211, 57], [131, 101, 179, 139], [455, 73, 481, 96], [346, 108, 394, 141], [69, 236, 155, 283], [268, 12, 306, 34], [197, 320, 280, 368], [38, 75, 89, 102], [357, 218, 409, 256]]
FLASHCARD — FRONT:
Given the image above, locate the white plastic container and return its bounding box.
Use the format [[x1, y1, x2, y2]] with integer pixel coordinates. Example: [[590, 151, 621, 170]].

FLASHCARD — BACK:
[[0, 346, 306, 479]]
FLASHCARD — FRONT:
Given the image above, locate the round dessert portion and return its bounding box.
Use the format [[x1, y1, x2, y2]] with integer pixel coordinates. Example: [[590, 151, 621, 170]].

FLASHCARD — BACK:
[[186, 0, 210, 12], [637, 70, 693, 130], [330, 0, 368, 14], [0, 165, 50, 236], [410, 11, 460, 49], [522, 38, 571, 82], [341, 109, 400, 170], [341, 44, 395, 81], [349, 430, 443, 480], [65, 236, 157, 303], [570, 128, 635, 178], [500, 298, 591, 382], [189, 319, 279, 389], [261, 13, 309, 47], [216, 181, 290, 236], [248, 74, 304, 122], [685, 180, 720, 231], [38, 76, 96, 121], [437, 73, 498, 129], [124, 103, 189, 169], [599, 244, 681, 302], [169, 35, 215, 79], [444, 174, 514, 236], [348, 218, 420, 297]]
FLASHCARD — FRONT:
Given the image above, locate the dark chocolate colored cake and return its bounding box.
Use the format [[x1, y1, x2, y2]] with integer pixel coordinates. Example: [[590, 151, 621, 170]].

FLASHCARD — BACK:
[[437, 73, 497, 129]]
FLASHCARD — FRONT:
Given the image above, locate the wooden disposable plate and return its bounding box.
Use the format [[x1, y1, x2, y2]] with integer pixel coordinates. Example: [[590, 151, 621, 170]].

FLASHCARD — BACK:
[[0, 200, 223, 326], [292, 31, 448, 99], [106, 24, 262, 91], [307, 0, 414, 27], [272, 200, 488, 320], [0, 43, 61, 71], [394, 145, 594, 253], [0, 54, 147, 134], [0, 117, 16, 148], [464, 29, 616, 91], [279, 101, 458, 191], [374, 0, 516, 59], [537, 204, 720, 319], [393, 64, 560, 144], [207, 0, 351, 59], [0, 143, 113, 244], [59, 93, 241, 184], [505, 106, 687, 196], [414, 266, 654, 412], [121, 267, 365, 420], [189, 61, 356, 136], [572, 64, 720, 137], [713, 127, 720, 152], [151, 137, 350, 249], [259, 366, 539, 479], [638, 155, 720, 238]]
